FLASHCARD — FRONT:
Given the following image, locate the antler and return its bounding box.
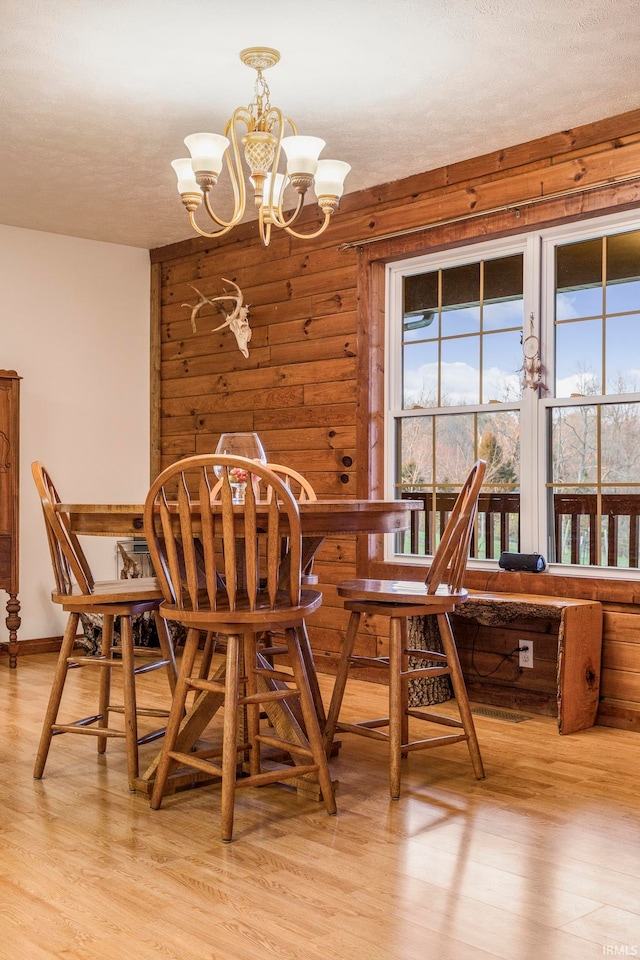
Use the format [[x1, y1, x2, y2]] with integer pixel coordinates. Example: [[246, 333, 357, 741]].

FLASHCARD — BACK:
[[182, 279, 252, 358]]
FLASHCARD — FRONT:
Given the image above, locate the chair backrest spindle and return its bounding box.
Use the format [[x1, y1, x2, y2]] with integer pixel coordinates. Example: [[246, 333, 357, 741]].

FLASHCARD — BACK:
[[424, 460, 486, 595], [32, 461, 95, 596], [144, 455, 302, 617]]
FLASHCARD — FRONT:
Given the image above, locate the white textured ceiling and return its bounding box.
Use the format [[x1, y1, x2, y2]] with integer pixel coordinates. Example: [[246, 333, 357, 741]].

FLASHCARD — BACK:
[[2, 0, 640, 250]]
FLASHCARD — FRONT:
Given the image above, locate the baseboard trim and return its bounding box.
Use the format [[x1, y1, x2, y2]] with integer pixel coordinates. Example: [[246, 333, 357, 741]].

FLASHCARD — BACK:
[[0, 635, 64, 660]]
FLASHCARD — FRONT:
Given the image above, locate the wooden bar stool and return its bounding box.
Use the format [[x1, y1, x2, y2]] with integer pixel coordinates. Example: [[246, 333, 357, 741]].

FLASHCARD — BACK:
[[324, 460, 487, 799], [31, 462, 178, 790], [144, 454, 336, 842], [203, 462, 319, 677]]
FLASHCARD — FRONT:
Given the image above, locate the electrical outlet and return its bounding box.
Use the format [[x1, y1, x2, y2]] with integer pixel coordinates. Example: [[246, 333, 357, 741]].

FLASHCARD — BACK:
[[519, 641, 534, 668]]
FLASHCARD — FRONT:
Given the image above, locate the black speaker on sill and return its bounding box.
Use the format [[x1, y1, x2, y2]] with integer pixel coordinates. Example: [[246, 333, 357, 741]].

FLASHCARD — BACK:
[[498, 552, 547, 573]]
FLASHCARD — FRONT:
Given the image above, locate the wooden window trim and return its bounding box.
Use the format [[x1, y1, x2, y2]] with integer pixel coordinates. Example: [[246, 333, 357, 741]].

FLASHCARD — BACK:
[[356, 193, 640, 606]]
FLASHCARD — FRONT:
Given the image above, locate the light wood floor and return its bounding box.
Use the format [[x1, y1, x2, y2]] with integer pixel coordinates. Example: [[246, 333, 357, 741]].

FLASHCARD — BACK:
[[1, 651, 639, 960]]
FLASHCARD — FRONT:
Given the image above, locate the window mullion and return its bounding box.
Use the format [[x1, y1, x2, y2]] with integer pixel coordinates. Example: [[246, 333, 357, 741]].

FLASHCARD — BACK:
[[519, 232, 544, 553]]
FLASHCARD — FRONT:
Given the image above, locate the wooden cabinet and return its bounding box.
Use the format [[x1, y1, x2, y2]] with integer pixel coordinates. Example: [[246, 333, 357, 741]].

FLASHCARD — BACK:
[[0, 370, 20, 668]]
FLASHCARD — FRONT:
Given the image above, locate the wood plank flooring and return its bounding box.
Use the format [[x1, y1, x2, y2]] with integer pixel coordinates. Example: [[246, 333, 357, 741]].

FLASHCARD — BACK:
[[1, 652, 639, 960]]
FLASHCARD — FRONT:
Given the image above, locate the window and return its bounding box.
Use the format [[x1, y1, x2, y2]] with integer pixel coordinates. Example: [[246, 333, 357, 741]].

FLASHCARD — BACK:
[[386, 213, 640, 573]]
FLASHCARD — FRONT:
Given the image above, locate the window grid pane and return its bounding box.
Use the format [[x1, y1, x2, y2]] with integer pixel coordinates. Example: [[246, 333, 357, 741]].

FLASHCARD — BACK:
[[395, 411, 520, 559], [397, 253, 524, 559], [402, 255, 524, 409], [548, 402, 640, 567], [393, 220, 640, 570]]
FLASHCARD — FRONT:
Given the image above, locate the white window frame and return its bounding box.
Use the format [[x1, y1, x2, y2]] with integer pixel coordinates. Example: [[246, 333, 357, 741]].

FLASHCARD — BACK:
[[385, 209, 640, 578]]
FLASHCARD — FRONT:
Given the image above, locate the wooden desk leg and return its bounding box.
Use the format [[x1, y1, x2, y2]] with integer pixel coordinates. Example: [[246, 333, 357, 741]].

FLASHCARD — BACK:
[[557, 603, 603, 734]]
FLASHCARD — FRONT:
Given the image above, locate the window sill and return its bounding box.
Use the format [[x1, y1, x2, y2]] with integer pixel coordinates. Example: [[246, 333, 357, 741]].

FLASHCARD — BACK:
[[368, 557, 640, 605]]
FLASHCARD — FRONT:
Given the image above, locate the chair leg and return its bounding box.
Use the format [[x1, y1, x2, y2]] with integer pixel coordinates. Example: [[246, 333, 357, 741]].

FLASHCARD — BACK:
[[153, 610, 178, 693], [437, 612, 485, 780], [388, 617, 404, 800], [198, 630, 216, 681], [399, 617, 410, 756], [33, 612, 80, 779], [150, 627, 202, 810], [119, 615, 139, 790], [323, 610, 362, 754], [244, 633, 261, 779], [287, 626, 337, 816], [97, 614, 115, 755], [221, 633, 241, 843], [297, 620, 327, 730]]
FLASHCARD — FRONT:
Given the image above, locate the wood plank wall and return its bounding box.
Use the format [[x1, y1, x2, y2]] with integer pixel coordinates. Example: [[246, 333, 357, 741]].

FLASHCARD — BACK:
[[151, 107, 640, 733]]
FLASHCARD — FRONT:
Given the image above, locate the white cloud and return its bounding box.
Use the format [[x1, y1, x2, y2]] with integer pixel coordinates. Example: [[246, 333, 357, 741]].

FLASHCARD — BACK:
[[405, 361, 520, 406], [556, 293, 581, 319]]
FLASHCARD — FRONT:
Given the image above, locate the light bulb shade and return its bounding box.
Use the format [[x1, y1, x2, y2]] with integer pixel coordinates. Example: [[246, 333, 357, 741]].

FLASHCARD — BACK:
[[184, 132, 229, 175], [265, 172, 287, 209], [281, 135, 325, 176], [313, 159, 351, 199], [251, 172, 287, 209], [171, 158, 203, 196]]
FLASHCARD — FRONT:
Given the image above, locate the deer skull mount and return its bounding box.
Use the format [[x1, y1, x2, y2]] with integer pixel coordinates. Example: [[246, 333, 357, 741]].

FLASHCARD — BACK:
[[182, 279, 252, 358]]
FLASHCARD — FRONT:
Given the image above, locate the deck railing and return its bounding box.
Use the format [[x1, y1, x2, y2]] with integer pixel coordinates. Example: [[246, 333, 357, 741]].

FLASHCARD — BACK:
[[399, 491, 640, 568], [554, 493, 640, 567]]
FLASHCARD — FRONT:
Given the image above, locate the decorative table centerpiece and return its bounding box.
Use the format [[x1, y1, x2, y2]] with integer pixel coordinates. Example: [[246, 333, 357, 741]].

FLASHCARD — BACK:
[[214, 432, 267, 503], [228, 467, 249, 503]]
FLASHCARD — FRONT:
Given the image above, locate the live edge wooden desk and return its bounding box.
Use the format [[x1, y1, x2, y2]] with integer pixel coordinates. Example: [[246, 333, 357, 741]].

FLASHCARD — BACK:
[[453, 590, 603, 735], [59, 498, 420, 797]]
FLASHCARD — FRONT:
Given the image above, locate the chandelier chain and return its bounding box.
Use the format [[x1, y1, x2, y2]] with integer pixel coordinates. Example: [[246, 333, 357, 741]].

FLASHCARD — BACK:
[[250, 71, 273, 131]]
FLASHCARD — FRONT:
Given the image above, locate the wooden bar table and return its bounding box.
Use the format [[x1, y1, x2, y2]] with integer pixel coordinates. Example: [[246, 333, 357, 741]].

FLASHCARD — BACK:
[[58, 498, 420, 797], [59, 499, 417, 538]]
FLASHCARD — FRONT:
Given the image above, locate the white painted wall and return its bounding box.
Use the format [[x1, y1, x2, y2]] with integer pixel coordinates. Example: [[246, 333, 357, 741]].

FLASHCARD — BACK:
[[0, 224, 150, 643]]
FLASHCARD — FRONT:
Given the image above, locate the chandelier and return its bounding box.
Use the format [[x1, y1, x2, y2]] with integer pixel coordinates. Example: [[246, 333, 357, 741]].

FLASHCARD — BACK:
[[171, 47, 351, 247]]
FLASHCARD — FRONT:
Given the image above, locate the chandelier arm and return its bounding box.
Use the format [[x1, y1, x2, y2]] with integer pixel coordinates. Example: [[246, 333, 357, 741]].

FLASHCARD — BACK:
[[282, 211, 333, 241], [258, 208, 272, 247], [228, 112, 249, 213], [262, 107, 295, 136], [262, 111, 305, 229], [196, 118, 247, 230], [268, 191, 305, 230], [187, 211, 236, 240], [263, 108, 300, 209], [231, 106, 253, 128], [261, 108, 285, 218], [201, 191, 238, 230]]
